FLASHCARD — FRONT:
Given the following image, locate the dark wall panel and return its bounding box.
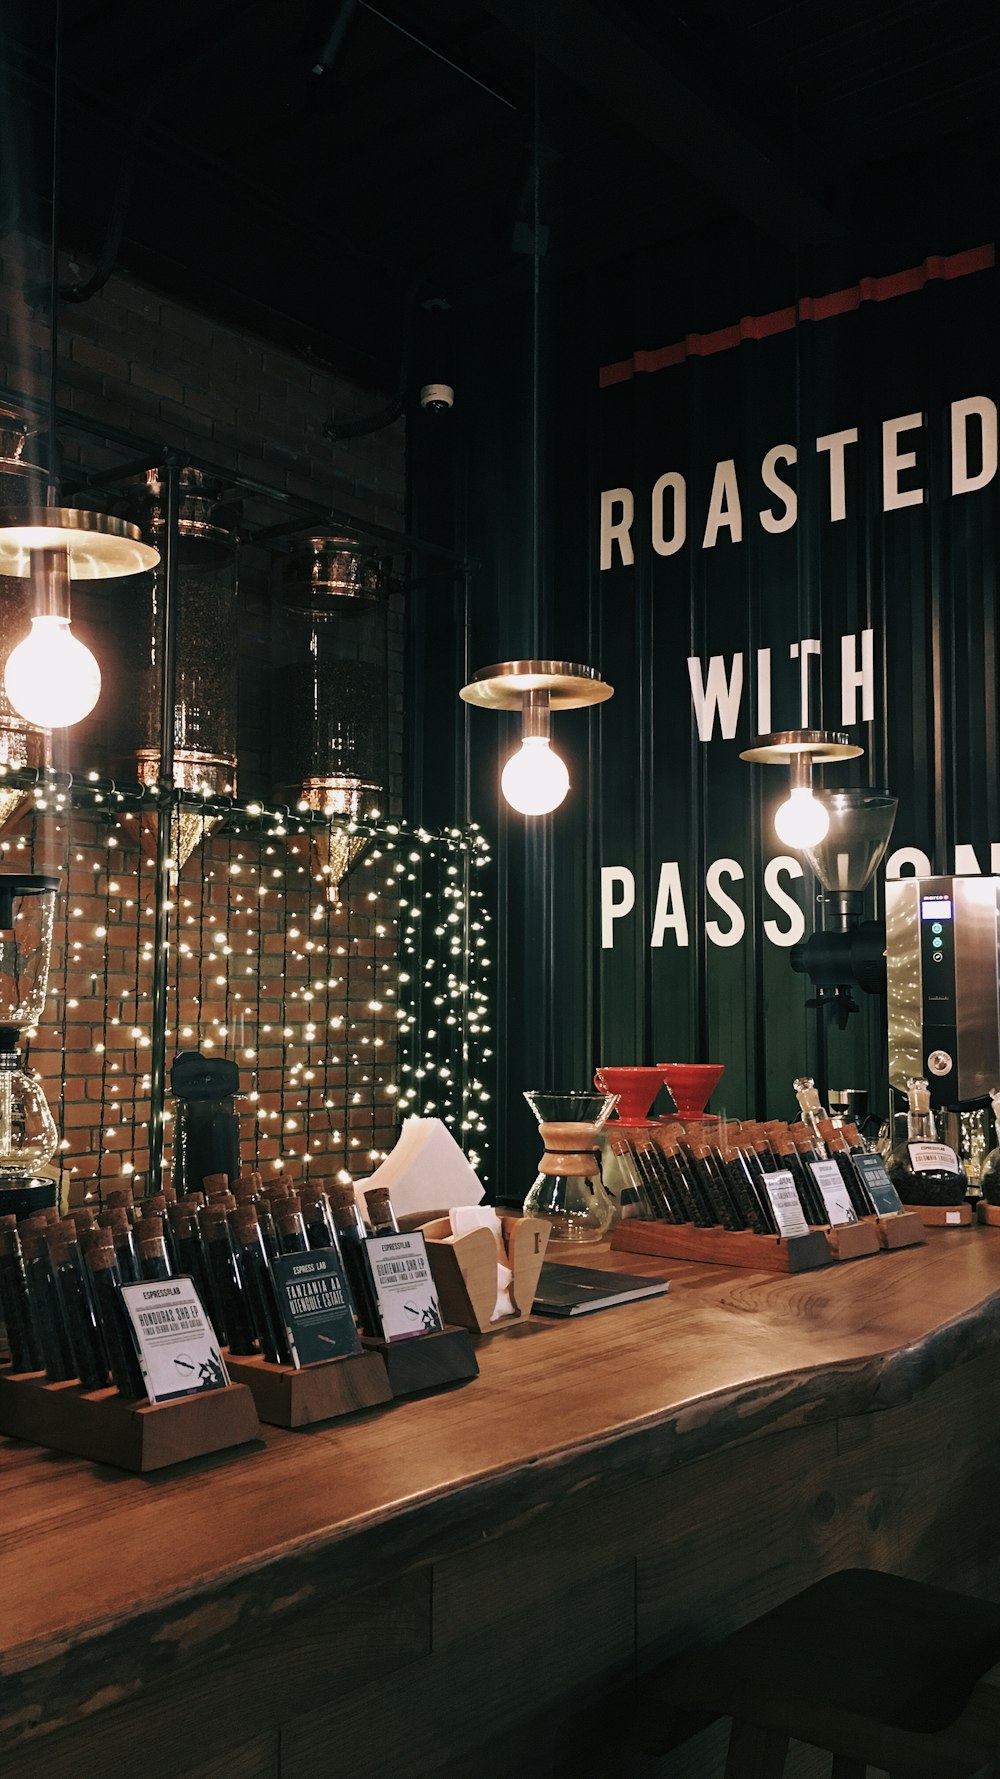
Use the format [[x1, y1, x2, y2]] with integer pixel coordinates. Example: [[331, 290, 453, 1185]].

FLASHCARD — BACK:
[[413, 228, 1000, 1198]]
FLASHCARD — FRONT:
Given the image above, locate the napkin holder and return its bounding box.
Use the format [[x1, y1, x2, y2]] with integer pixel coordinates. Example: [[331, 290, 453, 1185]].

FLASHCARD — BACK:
[[419, 1214, 550, 1333]]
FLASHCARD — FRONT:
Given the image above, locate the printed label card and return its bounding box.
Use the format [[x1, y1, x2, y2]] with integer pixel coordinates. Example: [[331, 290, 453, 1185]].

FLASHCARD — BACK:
[[270, 1250, 362, 1368], [120, 1277, 229, 1403], [808, 1159, 859, 1227], [854, 1150, 906, 1217], [366, 1231, 443, 1342], [908, 1141, 960, 1176], [762, 1169, 810, 1238]]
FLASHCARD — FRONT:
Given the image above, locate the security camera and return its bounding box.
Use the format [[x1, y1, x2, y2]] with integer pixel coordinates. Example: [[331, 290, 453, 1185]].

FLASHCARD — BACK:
[[419, 383, 454, 412]]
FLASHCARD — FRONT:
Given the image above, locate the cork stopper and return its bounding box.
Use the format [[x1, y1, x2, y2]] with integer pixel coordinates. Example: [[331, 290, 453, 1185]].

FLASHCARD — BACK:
[[791, 1126, 817, 1152], [69, 1206, 97, 1230], [170, 1205, 198, 1239], [0, 1213, 17, 1230], [233, 1179, 258, 1205], [206, 1190, 236, 1212], [46, 1218, 79, 1246], [686, 1138, 711, 1160], [86, 1228, 117, 1273], [364, 1187, 393, 1222], [819, 1121, 847, 1150], [233, 1205, 261, 1240], [181, 1190, 206, 1210], [79, 1223, 105, 1253], [105, 1187, 134, 1209], [161, 1184, 177, 1204], [143, 1194, 168, 1216], [277, 1208, 304, 1239], [842, 1122, 863, 1148], [20, 1226, 44, 1261], [201, 1208, 231, 1243], [202, 1172, 230, 1193], [104, 1206, 131, 1230], [329, 1184, 356, 1208], [659, 1121, 688, 1143], [137, 1213, 163, 1241]]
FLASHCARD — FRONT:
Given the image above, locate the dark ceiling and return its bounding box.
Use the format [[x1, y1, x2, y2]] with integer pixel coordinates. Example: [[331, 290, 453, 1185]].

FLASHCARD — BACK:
[[2, 0, 999, 388]]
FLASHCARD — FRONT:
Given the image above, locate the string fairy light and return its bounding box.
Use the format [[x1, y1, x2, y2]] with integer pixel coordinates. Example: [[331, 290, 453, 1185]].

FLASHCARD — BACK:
[[6, 767, 494, 1195]]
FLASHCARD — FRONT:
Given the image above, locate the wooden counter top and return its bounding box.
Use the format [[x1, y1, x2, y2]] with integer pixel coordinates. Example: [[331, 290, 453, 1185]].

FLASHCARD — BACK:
[[5, 1228, 1000, 1763]]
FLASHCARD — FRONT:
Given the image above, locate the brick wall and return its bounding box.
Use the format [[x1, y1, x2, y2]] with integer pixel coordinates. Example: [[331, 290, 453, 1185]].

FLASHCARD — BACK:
[[0, 232, 413, 1200]]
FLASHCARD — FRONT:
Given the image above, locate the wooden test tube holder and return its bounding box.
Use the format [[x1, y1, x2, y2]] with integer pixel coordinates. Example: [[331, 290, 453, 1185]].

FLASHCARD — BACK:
[[361, 1326, 479, 1395], [611, 1220, 833, 1274], [0, 1367, 261, 1472], [224, 1348, 393, 1428]]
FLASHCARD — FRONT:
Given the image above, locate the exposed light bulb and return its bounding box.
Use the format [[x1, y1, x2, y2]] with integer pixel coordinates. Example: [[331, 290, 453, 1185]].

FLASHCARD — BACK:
[[500, 735, 570, 816], [4, 616, 101, 728], [774, 784, 830, 848]]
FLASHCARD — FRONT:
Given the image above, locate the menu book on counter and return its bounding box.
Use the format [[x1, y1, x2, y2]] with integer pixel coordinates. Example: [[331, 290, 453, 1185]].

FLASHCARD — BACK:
[[532, 1263, 671, 1316]]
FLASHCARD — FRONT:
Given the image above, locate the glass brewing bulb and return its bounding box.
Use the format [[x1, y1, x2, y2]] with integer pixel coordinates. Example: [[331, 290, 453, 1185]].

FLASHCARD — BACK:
[[773, 784, 830, 848], [4, 615, 102, 728], [501, 735, 570, 815]]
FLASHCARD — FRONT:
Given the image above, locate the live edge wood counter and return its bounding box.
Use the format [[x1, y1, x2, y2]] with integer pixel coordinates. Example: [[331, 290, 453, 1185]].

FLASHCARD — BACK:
[[6, 1235, 1000, 1779]]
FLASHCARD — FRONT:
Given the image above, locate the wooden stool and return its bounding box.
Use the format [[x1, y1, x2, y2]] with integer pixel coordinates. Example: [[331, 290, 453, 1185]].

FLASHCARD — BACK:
[[656, 1570, 1000, 1778]]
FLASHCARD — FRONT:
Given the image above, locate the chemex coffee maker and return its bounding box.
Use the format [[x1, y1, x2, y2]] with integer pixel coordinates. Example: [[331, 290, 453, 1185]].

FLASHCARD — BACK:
[[0, 872, 61, 1216], [170, 1049, 242, 1196]]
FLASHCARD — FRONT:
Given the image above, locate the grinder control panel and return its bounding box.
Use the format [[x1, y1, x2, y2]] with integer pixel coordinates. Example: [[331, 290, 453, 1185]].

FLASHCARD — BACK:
[[919, 893, 956, 1085]]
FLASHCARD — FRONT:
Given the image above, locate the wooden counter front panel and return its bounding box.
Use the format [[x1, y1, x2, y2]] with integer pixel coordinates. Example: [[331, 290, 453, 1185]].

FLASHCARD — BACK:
[[7, 1236, 1000, 1779], [8, 1348, 1000, 1779]]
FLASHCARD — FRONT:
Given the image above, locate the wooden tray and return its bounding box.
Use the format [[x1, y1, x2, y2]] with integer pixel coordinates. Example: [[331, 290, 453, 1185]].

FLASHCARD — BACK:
[[225, 1348, 392, 1428], [907, 1202, 974, 1227], [362, 1325, 479, 1395], [978, 1201, 1000, 1227], [0, 1368, 261, 1472], [611, 1220, 832, 1274]]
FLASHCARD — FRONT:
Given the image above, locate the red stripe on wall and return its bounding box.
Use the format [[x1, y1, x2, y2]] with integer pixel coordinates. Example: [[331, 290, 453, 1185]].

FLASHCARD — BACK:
[[598, 243, 996, 389]]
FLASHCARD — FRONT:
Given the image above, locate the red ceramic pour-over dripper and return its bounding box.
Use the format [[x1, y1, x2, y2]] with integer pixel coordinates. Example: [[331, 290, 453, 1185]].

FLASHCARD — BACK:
[[594, 1066, 664, 1123], [659, 1062, 725, 1121]]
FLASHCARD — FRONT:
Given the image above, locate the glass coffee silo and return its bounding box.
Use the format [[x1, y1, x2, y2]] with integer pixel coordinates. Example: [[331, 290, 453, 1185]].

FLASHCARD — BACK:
[[126, 468, 241, 868], [275, 536, 388, 900]]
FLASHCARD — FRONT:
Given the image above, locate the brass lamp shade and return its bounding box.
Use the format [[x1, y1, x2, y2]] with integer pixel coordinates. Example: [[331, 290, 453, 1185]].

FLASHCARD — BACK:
[[460, 659, 614, 711], [739, 729, 863, 765], [0, 509, 159, 579]]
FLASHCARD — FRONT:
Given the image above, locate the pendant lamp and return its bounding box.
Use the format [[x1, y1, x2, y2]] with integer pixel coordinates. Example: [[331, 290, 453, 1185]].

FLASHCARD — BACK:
[[461, 661, 613, 815], [0, 11, 160, 730], [740, 730, 863, 848]]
